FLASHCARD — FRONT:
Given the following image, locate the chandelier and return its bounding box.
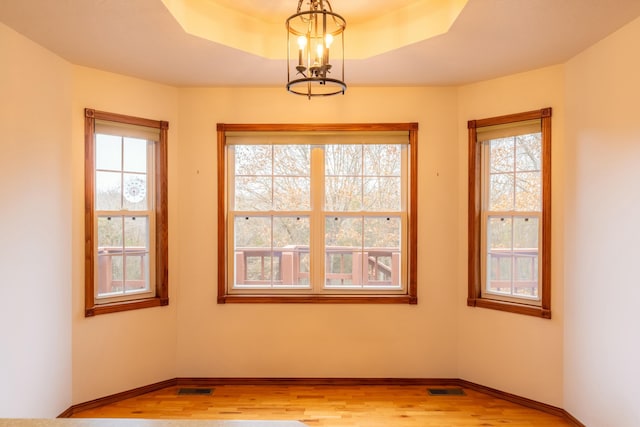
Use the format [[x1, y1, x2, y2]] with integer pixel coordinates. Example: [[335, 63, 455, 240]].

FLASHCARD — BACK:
[[286, 0, 346, 98]]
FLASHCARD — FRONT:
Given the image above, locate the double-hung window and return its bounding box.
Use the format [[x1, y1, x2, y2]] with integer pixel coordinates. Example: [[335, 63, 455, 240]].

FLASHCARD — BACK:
[[468, 108, 551, 318], [217, 123, 418, 303], [84, 109, 169, 316]]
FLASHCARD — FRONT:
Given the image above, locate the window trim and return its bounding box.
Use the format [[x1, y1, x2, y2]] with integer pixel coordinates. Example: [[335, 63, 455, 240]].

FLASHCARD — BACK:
[[84, 108, 169, 316], [467, 108, 551, 318], [217, 123, 418, 304]]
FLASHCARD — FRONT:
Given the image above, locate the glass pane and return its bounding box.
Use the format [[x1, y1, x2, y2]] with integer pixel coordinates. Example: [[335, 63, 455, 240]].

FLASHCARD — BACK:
[[123, 137, 148, 173], [96, 134, 122, 171], [364, 145, 401, 176], [364, 217, 401, 286], [235, 216, 271, 248], [514, 256, 538, 297], [515, 134, 541, 172], [124, 255, 147, 292], [110, 255, 124, 284], [123, 173, 148, 210], [325, 216, 363, 286], [487, 216, 513, 292], [325, 145, 362, 176], [124, 216, 148, 248], [515, 172, 541, 211], [364, 216, 400, 248], [488, 216, 512, 250], [513, 217, 539, 249], [96, 171, 122, 211], [235, 145, 272, 175], [487, 253, 512, 294], [273, 216, 309, 248], [363, 177, 401, 211], [234, 216, 273, 285], [273, 177, 310, 210], [489, 138, 514, 173], [234, 176, 272, 211], [273, 145, 310, 176], [98, 215, 123, 248], [325, 176, 362, 211], [97, 215, 123, 296], [273, 216, 310, 287], [489, 173, 514, 211], [123, 216, 150, 292]]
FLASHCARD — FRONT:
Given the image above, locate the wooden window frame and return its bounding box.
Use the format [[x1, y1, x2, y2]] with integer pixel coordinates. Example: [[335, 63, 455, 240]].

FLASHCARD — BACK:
[[467, 108, 552, 318], [217, 123, 418, 304], [84, 108, 169, 316]]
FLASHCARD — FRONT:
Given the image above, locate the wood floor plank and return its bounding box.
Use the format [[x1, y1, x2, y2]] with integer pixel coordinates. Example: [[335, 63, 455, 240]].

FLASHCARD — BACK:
[[71, 385, 574, 427]]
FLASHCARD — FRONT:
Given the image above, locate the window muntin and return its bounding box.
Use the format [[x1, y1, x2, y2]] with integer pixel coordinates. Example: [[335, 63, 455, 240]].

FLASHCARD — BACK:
[[468, 109, 551, 318], [218, 124, 418, 304], [84, 109, 169, 316]]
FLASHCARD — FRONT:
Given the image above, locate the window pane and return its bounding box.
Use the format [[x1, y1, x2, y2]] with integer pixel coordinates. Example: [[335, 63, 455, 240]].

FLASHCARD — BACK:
[[273, 216, 310, 287], [96, 134, 122, 171], [235, 216, 271, 248], [97, 215, 123, 297], [235, 145, 272, 175], [514, 255, 538, 297], [515, 172, 541, 211], [489, 172, 514, 212], [515, 134, 541, 171], [488, 216, 512, 249], [273, 145, 310, 176], [274, 176, 310, 210], [364, 217, 401, 286], [234, 216, 273, 284], [363, 177, 401, 211], [513, 217, 538, 249], [124, 216, 149, 293], [325, 145, 362, 175], [325, 176, 362, 211], [513, 217, 539, 297], [487, 253, 512, 294], [489, 138, 514, 173], [325, 216, 363, 286], [486, 216, 512, 294], [364, 145, 401, 176], [123, 173, 148, 210], [98, 215, 123, 248], [96, 171, 122, 211], [235, 176, 272, 211], [123, 137, 147, 173]]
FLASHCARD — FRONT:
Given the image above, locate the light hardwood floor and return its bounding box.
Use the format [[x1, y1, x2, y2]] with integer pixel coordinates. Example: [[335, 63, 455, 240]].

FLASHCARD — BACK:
[[71, 385, 575, 427]]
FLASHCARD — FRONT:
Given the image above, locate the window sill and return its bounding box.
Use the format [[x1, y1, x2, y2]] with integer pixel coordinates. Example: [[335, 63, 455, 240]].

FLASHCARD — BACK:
[[85, 296, 169, 317], [467, 297, 550, 319], [218, 294, 417, 304]]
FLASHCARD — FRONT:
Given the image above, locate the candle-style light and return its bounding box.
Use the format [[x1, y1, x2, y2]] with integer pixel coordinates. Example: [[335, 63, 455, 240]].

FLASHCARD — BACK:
[[286, 0, 346, 99]]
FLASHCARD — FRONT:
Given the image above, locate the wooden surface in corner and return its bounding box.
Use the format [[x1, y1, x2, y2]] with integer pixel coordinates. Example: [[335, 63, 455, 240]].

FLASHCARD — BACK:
[[71, 384, 574, 426]]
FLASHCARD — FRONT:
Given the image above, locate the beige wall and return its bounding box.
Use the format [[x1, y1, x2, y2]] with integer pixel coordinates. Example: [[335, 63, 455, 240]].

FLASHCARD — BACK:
[[564, 15, 640, 426], [0, 23, 73, 416], [70, 67, 180, 404], [175, 87, 461, 378], [456, 65, 566, 406]]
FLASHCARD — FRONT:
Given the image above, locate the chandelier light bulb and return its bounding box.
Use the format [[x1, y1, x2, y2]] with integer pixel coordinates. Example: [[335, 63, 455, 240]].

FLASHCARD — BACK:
[[297, 35, 307, 49], [325, 33, 334, 48]]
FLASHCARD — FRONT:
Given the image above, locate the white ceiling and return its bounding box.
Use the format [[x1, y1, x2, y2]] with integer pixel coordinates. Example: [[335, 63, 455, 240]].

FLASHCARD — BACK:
[[1, 0, 640, 87]]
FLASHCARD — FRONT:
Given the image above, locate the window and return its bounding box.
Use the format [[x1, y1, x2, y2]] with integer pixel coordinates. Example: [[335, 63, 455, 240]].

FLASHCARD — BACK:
[[467, 108, 551, 318], [217, 123, 418, 303], [84, 109, 168, 316]]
